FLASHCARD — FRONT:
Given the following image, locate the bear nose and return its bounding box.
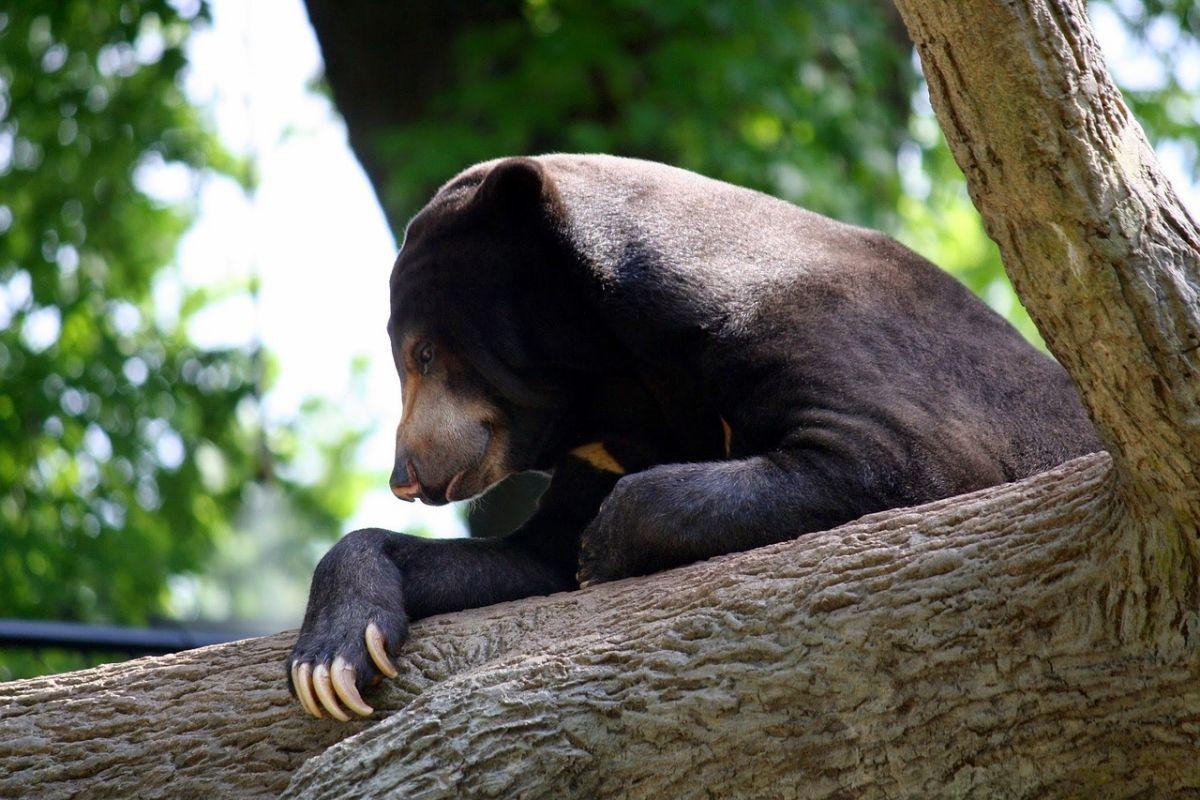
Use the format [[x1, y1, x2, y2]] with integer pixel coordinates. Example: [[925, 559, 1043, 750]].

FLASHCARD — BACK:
[[390, 458, 422, 502]]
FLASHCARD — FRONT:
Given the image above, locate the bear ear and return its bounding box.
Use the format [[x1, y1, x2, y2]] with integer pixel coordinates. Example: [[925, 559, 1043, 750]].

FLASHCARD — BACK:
[[474, 157, 547, 212]]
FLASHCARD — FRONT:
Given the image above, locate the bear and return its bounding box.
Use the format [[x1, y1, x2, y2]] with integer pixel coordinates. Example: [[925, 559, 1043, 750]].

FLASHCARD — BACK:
[[286, 154, 1101, 720]]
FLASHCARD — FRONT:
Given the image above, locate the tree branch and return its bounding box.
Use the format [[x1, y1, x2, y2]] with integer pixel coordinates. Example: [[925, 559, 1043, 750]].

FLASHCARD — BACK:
[[892, 0, 1200, 511], [283, 453, 1200, 798], [11, 455, 1184, 799]]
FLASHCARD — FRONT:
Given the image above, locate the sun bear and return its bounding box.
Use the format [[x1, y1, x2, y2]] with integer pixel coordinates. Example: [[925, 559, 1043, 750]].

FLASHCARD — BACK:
[[286, 154, 1100, 720]]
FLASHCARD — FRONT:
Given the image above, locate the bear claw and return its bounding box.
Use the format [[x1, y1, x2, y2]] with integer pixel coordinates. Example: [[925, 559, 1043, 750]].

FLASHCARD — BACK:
[[289, 630, 385, 721], [331, 655, 373, 716], [311, 662, 352, 721], [365, 622, 399, 678], [292, 661, 324, 719]]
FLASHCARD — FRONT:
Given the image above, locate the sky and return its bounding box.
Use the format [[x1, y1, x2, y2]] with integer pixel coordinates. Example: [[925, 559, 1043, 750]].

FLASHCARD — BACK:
[[149, 0, 1200, 558]]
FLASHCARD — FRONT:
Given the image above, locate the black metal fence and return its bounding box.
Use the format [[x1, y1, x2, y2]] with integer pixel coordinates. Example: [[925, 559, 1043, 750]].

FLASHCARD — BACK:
[[0, 619, 254, 656]]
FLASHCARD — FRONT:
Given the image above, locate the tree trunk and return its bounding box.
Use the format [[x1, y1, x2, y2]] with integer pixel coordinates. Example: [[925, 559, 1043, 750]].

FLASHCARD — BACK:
[[2, 0, 1197, 797], [300, 0, 516, 222]]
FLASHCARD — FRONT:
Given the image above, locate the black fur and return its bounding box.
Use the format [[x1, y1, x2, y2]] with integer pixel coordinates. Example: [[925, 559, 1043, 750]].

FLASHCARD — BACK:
[[289, 155, 1101, 703]]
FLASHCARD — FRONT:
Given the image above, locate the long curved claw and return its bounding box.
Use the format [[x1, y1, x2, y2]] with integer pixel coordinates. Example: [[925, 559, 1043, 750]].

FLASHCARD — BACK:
[[331, 655, 374, 717], [312, 662, 351, 722], [365, 622, 399, 678], [293, 662, 324, 719]]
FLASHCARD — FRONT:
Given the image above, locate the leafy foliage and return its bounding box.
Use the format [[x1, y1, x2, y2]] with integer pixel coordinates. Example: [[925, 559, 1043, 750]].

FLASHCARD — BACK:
[[0, 1, 365, 680], [376, 1, 914, 231]]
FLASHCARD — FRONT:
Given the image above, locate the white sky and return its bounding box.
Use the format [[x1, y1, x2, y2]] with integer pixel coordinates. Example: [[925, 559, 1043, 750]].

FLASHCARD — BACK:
[[145, 0, 1200, 548]]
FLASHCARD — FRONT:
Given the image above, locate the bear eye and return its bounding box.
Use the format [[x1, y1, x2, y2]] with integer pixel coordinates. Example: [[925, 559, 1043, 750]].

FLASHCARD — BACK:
[[415, 342, 434, 374]]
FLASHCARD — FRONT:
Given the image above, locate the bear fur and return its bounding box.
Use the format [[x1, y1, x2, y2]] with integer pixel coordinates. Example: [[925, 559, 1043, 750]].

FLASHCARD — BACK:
[[287, 155, 1100, 719]]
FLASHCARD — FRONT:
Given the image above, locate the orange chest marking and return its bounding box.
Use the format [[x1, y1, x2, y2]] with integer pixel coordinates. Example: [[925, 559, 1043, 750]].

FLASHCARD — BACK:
[[571, 419, 731, 474], [570, 442, 625, 474]]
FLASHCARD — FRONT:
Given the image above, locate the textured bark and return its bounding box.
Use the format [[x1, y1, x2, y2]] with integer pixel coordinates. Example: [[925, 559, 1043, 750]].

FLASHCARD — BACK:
[[14, 453, 1195, 799], [895, 0, 1200, 511], [0, 633, 358, 799], [2, 0, 1198, 797]]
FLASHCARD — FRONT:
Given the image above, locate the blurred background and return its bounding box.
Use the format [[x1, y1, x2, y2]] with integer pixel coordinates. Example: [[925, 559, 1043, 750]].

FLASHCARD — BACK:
[[0, 0, 1197, 680]]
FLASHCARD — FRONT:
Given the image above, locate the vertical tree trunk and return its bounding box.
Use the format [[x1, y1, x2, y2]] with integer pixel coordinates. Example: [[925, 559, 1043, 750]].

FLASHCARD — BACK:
[[895, 0, 1200, 514], [891, 0, 1200, 651]]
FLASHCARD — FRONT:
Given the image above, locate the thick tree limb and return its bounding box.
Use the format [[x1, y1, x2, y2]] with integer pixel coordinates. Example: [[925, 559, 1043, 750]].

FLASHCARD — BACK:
[[14, 454, 1192, 799]]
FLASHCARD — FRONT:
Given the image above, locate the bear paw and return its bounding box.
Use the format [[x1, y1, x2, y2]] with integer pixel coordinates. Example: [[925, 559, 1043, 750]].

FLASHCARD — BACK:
[[287, 597, 408, 721]]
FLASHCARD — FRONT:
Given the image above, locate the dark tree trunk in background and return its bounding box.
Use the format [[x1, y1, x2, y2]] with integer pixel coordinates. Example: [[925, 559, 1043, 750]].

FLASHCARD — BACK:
[[302, 0, 515, 214]]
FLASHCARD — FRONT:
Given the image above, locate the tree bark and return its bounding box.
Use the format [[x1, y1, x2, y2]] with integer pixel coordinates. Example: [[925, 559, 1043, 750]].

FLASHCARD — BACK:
[[12, 452, 1188, 799], [283, 453, 1199, 799], [2, 0, 1197, 797], [895, 0, 1200, 515]]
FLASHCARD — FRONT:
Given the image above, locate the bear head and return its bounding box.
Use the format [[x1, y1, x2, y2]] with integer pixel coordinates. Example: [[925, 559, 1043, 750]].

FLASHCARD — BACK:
[[384, 157, 612, 505]]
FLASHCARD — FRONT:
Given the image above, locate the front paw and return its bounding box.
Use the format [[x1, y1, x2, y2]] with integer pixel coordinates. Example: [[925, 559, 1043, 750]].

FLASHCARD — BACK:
[[287, 598, 408, 721], [287, 530, 410, 721], [577, 478, 644, 587]]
